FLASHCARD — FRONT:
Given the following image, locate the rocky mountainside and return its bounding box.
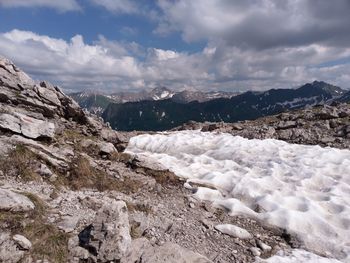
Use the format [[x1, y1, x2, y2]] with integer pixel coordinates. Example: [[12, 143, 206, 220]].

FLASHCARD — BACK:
[[70, 87, 239, 116], [0, 58, 303, 263], [70, 87, 175, 115], [174, 102, 350, 149], [68, 91, 116, 116], [102, 81, 347, 131]]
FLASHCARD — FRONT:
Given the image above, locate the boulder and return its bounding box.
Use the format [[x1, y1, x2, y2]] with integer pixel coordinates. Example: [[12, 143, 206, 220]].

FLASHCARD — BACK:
[[0, 189, 35, 212], [81, 139, 117, 156], [98, 141, 117, 155], [121, 238, 152, 263], [12, 235, 32, 250], [78, 200, 131, 261]]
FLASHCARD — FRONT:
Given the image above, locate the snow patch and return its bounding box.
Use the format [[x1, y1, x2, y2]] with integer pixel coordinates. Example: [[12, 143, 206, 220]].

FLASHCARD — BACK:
[[127, 131, 350, 262]]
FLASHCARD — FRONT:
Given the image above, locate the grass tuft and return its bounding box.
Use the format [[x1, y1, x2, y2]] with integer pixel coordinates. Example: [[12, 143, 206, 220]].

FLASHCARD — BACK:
[[0, 192, 70, 263], [0, 144, 40, 181]]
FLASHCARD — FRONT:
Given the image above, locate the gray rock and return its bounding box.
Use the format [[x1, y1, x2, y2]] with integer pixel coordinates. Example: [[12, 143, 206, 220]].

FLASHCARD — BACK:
[[121, 238, 152, 263], [0, 113, 22, 134], [58, 215, 80, 233], [140, 242, 212, 263], [0, 232, 25, 263], [0, 188, 35, 212], [256, 240, 272, 252], [68, 237, 91, 262], [249, 247, 261, 257], [0, 112, 55, 139], [277, 121, 297, 130], [36, 163, 53, 177], [12, 235, 32, 250], [316, 108, 339, 120], [78, 200, 131, 262], [81, 139, 117, 155], [36, 82, 61, 106], [215, 224, 252, 239], [98, 141, 117, 155]]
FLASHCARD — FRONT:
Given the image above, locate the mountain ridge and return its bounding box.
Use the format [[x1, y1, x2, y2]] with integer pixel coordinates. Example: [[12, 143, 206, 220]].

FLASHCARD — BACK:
[[102, 81, 348, 131]]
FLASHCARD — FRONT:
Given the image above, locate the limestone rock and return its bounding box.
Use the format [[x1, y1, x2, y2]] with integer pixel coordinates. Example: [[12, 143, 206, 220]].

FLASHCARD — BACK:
[[121, 238, 152, 263], [58, 215, 80, 233], [12, 235, 32, 250], [140, 242, 212, 263], [0, 188, 35, 212], [36, 163, 53, 178], [0, 232, 25, 263], [36, 82, 61, 106], [215, 224, 252, 239], [0, 112, 55, 139], [81, 139, 117, 156], [78, 200, 131, 261]]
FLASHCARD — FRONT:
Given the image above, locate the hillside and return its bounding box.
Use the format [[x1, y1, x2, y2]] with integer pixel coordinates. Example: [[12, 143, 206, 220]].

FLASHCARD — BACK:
[[103, 81, 346, 131]]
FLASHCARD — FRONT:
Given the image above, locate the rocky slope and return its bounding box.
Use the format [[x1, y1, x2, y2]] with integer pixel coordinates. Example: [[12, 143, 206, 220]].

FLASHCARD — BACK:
[[0, 58, 301, 263], [174, 102, 350, 149], [103, 81, 347, 131]]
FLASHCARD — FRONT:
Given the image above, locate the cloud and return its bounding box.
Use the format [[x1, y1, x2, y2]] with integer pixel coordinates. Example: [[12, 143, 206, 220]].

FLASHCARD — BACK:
[[89, 0, 139, 14], [0, 0, 81, 12], [0, 30, 141, 91], [156, 0, 350, 50], [0, 29, 350, 93]]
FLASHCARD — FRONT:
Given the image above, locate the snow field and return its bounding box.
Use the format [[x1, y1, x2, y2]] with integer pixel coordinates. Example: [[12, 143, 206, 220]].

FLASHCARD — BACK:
[[126, 131, 350, 262]]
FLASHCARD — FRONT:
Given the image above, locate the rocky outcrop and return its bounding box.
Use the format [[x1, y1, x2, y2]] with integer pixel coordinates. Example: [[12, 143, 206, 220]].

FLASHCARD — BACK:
[[73, 200, 131, 262], [0, 112, 55, 139], [0, 189, 35, 212], [175, 103, 350, 149]]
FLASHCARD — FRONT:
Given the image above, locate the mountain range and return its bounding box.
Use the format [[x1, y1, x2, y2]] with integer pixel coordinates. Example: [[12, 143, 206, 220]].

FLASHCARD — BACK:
[[100, 81, 349, 131], [70, 87, 239, 115]]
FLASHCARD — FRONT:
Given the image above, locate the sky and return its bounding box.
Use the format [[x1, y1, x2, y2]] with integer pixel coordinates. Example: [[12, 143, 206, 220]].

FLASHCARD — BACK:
[[0, 0, 350, 93]]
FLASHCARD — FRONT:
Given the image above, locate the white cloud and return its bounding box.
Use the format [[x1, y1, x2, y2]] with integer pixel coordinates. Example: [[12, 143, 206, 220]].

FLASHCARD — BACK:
[[152, 49, 180, 61], [156, 0, 350, 50], [0, 29, 350, 93], [89, 0, 138, 14], [0, 0, 81, 12]]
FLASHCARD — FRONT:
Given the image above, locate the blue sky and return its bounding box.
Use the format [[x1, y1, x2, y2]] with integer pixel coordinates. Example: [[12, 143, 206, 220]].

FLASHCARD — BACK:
[[0, 0, 350, 93], [0, 1, 205, 53]]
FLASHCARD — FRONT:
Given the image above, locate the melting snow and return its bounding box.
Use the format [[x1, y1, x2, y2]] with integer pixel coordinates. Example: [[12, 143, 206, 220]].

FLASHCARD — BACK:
[[127, 131, 350, 262]]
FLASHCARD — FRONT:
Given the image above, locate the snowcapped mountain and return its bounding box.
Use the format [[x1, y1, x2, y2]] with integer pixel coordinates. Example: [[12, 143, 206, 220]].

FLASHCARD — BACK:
[[148, 86, 175, 100], [70, 87, 238, 115], [172, 90, 239, 103], [103, 81, 348, 131]]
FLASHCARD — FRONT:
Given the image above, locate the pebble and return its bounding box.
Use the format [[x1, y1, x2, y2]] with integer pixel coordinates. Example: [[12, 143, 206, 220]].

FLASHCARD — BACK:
[[249, 247, 261, 257]]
